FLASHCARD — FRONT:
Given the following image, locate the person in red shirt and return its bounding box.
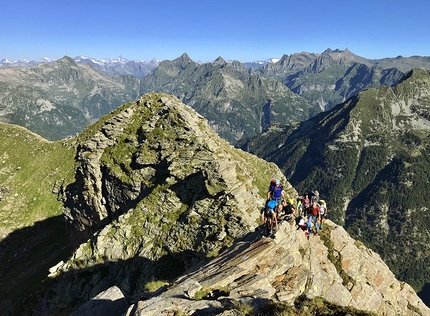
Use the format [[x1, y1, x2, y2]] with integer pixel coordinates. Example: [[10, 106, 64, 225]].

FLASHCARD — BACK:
[[307, 201, 321, 234]]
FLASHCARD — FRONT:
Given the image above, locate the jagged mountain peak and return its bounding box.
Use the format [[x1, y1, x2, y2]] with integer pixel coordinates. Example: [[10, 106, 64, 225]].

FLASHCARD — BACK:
[[56, 55, 78, 65], [139, 55, 318, 143], [213, 56, 227, 65], [175, 52, 194, 64]]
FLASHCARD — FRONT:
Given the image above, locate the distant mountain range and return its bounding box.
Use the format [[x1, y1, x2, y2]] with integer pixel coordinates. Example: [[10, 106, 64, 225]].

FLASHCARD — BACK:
[[0, 55, 280, 78], [139, 53, 319, 143], [0, 56, 161, 79], [139, 49, 430, 142], [0, 56, 141, 140], [1, 49, 430, 143]]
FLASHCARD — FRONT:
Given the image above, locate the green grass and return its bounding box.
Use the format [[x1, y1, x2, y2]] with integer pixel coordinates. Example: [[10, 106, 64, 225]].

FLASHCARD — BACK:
[[143, 280, 169, 292], [0, 123, 77, 232], [0, 123, 77, 315]]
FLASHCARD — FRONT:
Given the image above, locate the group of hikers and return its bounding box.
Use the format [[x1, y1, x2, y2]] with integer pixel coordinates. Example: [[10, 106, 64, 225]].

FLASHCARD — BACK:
[[260, 179, 328, 239]]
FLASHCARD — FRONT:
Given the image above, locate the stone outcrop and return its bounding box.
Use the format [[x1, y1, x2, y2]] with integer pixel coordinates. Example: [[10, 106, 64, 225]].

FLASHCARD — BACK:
[[127, 220, 430, 316], [70, 286, 129, 316], [236, 68, 430, 300], [42, 93, 294, 314], [62, 92, 294, 247]]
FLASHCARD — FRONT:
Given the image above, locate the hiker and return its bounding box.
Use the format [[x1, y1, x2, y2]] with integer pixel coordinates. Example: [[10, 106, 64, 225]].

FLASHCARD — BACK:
[[260, 199, 279, 236], [310, 190, 320, 204], [297, 218, 311, 240], [268, 179, 285, 203], [307, 201, 321, 235], [318, 200, 328, 229], [297, 197, 304, 217], [267, 179, 276, 198], [279, 199, 296, 220], [303, 194, 310, 209]]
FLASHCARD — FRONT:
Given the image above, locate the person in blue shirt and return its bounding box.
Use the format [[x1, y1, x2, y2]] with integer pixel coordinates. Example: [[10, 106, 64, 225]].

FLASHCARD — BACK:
[[260, 199, 279, 236], [267, 179, 285, 204]]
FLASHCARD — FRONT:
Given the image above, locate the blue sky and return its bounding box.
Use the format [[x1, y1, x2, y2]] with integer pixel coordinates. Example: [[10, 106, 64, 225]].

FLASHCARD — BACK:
[[2, 0, 429, 62]]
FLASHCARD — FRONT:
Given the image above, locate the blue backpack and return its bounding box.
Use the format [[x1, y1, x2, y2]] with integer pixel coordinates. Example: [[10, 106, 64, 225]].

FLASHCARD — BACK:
[[266, 200, 278, 212]]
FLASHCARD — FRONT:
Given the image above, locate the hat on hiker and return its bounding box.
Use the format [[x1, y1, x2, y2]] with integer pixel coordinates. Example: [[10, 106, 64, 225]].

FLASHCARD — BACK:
[[275, 179, 280, 184]]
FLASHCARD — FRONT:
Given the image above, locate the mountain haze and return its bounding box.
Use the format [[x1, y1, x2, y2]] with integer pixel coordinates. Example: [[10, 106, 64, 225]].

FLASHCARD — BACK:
[[237, 68, 430, 301], [1, 56, 160, 79]]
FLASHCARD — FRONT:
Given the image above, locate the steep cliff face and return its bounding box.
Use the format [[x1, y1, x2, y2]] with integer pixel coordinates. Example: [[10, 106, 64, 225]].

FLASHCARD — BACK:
[[41, 93, 294, 314], [127, 219, 430, 316]]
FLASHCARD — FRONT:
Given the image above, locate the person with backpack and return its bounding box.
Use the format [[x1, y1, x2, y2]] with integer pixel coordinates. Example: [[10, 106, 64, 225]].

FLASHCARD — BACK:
[[310, 190, 320, 204], [318, 200, 328, 229], [278, 199, 296, 221], [260, 199, 279, 236], [267, 179, 276, 199], [307, 201, 321, 235], [267, 179, 285, 203]]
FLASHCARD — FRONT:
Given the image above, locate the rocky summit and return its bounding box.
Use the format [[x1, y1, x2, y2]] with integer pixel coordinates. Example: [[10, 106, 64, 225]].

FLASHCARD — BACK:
[[38, 92, 293, 315], [15, 92, 429, 315]]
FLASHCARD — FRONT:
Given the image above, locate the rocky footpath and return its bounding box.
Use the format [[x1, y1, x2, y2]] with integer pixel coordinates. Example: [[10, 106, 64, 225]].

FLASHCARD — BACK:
[[126, 219, 430, 316]]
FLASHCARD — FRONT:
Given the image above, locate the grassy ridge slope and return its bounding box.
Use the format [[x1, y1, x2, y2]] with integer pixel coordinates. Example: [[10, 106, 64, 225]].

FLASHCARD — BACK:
[[0, 123, 77, 314]]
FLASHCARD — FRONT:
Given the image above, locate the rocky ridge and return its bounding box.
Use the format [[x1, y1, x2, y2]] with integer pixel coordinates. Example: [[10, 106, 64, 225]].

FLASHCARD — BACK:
[[39, 92, 293, 314], [126, 219, 430, 316], [37, 92, 430, 316]]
